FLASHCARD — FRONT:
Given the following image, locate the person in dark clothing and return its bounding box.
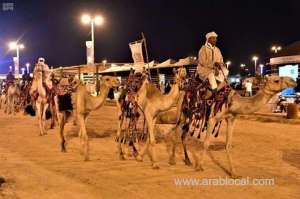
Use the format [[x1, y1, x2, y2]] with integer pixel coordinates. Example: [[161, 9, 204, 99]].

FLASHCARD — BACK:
[[6, 71, 15, 83], [108, 88, 114, 100], [165, 81, 171, 94]]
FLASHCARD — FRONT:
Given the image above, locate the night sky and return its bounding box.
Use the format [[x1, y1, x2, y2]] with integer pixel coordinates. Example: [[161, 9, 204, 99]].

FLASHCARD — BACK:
[[0, 0, 300, 74]]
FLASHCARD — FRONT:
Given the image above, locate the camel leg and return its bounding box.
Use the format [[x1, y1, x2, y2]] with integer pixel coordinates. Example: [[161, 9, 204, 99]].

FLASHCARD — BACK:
[[59, 112, 67, 152], [145, 116, 159, 169], [168, 126, 177, 165], [225, 117, 238, 178], [36, 102, 43, 136], [8, 96, 12, 115], [182, 129, 192, 166], [177, 118, 192, 166], [78, 115, 89, 161], [42, 103, 49, 135], [11, 96, 15, 115], [196, 118, 216, 171], [117, 116, 126, 160]]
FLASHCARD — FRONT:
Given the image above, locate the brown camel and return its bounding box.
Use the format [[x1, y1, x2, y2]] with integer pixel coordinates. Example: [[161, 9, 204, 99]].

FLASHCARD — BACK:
[[5, 83, 21, 115], [167, 75, 297, 177], [58, 76, 120, 161], [116, 68, 186, 169]]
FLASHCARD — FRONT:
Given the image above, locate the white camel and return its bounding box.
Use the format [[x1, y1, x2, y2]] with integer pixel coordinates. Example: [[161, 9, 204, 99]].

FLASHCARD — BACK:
[[30, 66, 54, 136], [58, 76, 120, 161]]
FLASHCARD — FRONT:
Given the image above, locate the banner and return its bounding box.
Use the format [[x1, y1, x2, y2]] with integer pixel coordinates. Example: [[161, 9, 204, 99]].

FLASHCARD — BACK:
[[129, 41, 144, 66], [86, 41, 94, 64], [13, 56, 19, 76]]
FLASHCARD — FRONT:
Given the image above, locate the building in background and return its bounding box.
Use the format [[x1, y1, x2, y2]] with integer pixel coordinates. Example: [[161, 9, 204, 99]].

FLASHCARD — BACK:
[[267, 41, 300, 95]]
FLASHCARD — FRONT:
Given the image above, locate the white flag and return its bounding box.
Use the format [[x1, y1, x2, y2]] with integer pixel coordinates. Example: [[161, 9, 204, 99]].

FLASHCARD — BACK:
[[86, 41, 94, 64], [129, 41, 144, 66]]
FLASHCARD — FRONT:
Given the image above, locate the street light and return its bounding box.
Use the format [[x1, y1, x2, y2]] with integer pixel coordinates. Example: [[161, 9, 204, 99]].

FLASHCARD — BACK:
[[259, 64, 264, 75], [8, 41, 24, 77], [225, 61, 231, 68], [81, 14, 104, 64], [271, 46, 282, 53], [252, 56, 258, 74], [26, 62, 30, 73], [240, 64, 246, 68], [21, 67, 25, 75]]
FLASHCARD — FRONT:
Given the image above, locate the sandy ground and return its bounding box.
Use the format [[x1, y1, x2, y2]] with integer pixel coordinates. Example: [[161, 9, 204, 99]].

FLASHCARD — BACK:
[[0, 105, 299, 199]]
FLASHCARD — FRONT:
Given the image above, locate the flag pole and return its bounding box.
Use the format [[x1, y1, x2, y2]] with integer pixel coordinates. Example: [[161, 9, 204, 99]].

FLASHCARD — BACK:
[[141, 32, 151, 79]]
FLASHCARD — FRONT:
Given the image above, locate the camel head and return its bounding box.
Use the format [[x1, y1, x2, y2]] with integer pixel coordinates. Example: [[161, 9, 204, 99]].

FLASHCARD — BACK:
[[263, 75, 297, 94], [100, 76, 120, 88], [174, 67, 187, 88]]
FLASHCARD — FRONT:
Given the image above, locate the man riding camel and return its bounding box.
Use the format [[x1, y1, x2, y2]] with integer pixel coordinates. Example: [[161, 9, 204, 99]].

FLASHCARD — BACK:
[[197, 31, 229, 95], [30, 57, 53, 97], [3, 71, 16, 95]]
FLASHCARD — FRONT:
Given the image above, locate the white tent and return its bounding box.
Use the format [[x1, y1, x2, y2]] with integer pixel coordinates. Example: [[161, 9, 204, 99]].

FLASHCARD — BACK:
[[99, 64, 133, 74], [155, 59, 177, 68], [173, 56, 198, 66]]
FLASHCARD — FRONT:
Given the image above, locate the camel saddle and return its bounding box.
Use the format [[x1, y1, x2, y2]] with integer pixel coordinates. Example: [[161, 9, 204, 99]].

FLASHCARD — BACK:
[[118, 73, 146, 119], [181, 75, 231, 138]]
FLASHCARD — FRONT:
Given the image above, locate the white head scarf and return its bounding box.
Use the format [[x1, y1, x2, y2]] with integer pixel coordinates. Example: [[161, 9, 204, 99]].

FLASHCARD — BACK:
[[205, 31, 218, 40]]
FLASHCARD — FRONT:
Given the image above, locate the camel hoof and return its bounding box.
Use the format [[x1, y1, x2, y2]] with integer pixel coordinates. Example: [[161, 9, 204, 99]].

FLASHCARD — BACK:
[[183, 158, 192, 166], [152, 163, 160, 170], [168, 158, 176, 165], [230, 173, 242, 179], [136, 155, 143, 162], [84, 157, 90, 161], [119, 154, 126, 160], [195, 166, 204, 172]]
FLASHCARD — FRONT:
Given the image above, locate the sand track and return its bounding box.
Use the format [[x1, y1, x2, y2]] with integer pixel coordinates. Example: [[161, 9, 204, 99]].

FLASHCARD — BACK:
[[0, 105, 299, 199]]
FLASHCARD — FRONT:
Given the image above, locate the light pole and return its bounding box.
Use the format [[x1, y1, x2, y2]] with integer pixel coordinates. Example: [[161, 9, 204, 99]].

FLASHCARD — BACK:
[[21, 67, 25, 75], [26, 63, 30, 74], [252, 56, 258, 75], [8, 41, 24, 77], [81, 14, 104, 64], [271, 46, 282, 54], [259, 64, 264, 75], [225, 61, 231, 68]]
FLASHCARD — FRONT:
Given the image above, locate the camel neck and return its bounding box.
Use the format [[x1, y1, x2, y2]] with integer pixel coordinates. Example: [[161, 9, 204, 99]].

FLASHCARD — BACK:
[[159, 83, 179, 111], [229, 88, 276, 115], [90, 83, 110, 110]]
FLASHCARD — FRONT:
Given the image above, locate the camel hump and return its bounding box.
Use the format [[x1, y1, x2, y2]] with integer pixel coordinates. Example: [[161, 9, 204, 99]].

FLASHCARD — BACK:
[[146, 83, 161, 99]]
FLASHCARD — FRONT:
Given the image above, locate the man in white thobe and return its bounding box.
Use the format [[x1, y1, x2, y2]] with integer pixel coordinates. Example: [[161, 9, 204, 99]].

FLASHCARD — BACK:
[[197, 31, 228, 92], [30, 57, 53, 97]]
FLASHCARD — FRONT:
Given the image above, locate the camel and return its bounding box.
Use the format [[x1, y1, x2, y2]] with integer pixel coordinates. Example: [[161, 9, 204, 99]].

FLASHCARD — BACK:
[[116, 68, 186, 169], [58, 76, 120, 161], [0, 94, 5, 110], [29, 67, 55, 136], [167, 75, 297, 177], [5, 83, 21, 115]]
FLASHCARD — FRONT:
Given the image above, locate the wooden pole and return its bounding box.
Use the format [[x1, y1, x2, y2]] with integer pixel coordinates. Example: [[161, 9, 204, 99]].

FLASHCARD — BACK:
[[141, 32, 151, 80], [60, 67, 63, 79], [78, 67, 81, 80], [96, 64, 99, 95]]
